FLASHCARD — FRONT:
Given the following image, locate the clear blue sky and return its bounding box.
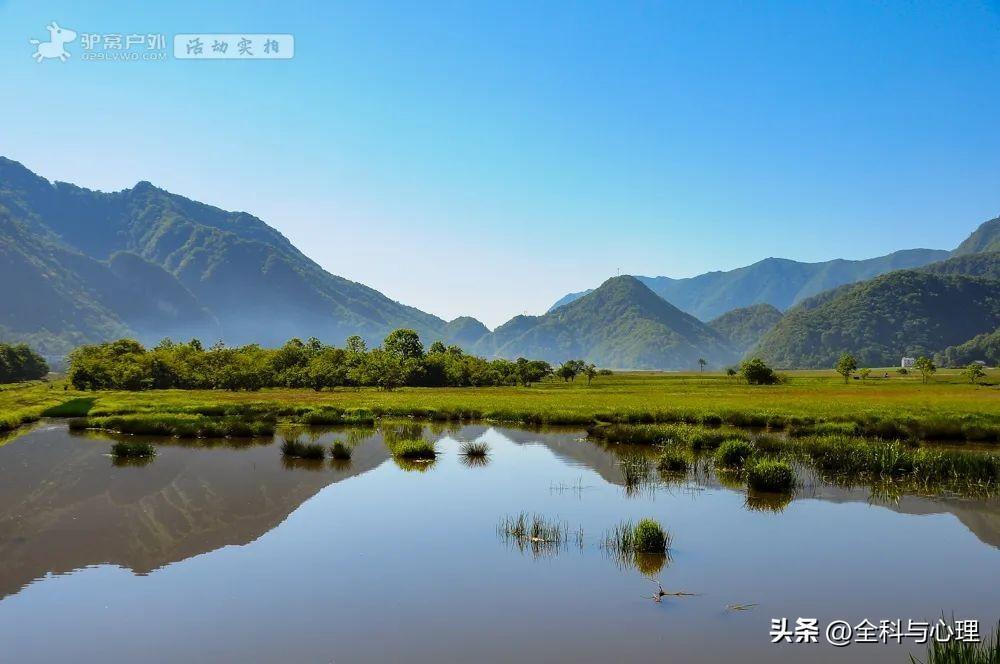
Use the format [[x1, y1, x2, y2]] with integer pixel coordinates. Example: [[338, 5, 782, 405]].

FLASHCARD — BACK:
[[1, 1, 998, 327]]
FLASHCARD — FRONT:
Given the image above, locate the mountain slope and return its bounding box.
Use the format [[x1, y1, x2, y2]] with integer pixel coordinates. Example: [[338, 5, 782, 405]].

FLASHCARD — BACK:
[[550, 249, 950, 321], [478, 276, 736, 369], [953, 216, 1000, 256], [708, 303, 783, 355], [442, 316, 490, 347], [753, 270, 1000, 368], [0, 158, 447, 353]]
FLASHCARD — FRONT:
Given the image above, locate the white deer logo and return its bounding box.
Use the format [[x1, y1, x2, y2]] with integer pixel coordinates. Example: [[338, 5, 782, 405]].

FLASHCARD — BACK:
[[30, 22, 77, 62]]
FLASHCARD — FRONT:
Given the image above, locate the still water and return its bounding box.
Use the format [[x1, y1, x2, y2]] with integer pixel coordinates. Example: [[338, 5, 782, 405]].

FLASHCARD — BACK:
[[0, 421, 997, 663]]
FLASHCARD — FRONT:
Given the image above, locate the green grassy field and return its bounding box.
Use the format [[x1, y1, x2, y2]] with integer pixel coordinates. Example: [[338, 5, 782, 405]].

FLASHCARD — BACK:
[[2, 369, 999, 437]]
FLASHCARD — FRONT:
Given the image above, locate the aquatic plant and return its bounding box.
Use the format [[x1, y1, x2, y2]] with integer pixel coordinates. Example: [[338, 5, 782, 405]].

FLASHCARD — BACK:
[[70, 414, 274, 438], [386, 437, 437, 460], [280, 436, 326, 460], [110, 440, 156, 458], [633, 518, 668, 553], [713, 439, 756, 469], [329, 441, 352, 460], [459, 440, 490, 458], [656, 447, 689, 473], [909, 620, 998, 664], [746, 458, 795, 492]]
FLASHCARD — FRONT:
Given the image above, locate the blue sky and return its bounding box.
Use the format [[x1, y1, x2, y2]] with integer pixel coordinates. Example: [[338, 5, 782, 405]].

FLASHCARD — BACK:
[[1, 1, 998, 327]]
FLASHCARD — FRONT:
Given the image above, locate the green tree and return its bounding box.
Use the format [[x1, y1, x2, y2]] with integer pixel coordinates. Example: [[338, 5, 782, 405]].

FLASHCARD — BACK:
[[556, 361, 579, 382], [963, 362, 986, 385], [739, 357, 778, 385], [428, 340, 447, 355], [383, 329, 424, 360], [345, 335, 367, 354], [835, 353, 858, 384], [698, 358, 706, 372], [859, 368, 871, 381], [584, 363, 598, 385], [914, 356, 937, 384]]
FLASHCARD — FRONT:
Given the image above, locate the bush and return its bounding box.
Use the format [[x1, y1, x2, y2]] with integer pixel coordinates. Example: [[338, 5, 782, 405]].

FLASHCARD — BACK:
[[714, 439, 756, 469], [740, 358, 779, 385], [280, 437, 326, 459], [632, 519, 669, 553], [746, 458, 795, 492]]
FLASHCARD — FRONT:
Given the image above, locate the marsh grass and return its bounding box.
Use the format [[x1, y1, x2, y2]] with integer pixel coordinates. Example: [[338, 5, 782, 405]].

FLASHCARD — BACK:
[[280, 435, 326, 459], [329, 441, 353, 460], [656, 447, 690, 474], [459, 441, 490, 458], [618, 451, 655, 497], [386, 437, 437, 460], [746, 458, 795, 492], [71, 414, 275, 438], [110, 440, 156, 458], [40, 397, 95, 417], [497, 512, 580, 557], [603, 518, 671, 570], [909, 621, 999, 664], [713, 439, 757, 469]]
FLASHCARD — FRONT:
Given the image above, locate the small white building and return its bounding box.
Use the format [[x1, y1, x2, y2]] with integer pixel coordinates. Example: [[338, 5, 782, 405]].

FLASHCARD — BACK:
[[901, 357, 916, 369]]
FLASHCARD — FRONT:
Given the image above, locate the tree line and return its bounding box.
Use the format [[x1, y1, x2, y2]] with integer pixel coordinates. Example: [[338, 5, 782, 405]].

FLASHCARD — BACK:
[[0, 343, 49, 383], [66, 330, 608, 392]]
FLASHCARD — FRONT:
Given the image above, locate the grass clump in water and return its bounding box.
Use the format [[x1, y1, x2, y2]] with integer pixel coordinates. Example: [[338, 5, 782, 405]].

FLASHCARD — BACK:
[[71, 414, 275, 438], [656, 447, 689, 473], [497, 512, 578, 557], [459, 440, 490, 458], [110, 440, 156, 458], [746, 458, 795, 492], [386, 438, 437, 460], [604, 518, 671, 555], [713, 439, 756, 469], [280, 435, 326, 460], [329, 441, 352, 460]]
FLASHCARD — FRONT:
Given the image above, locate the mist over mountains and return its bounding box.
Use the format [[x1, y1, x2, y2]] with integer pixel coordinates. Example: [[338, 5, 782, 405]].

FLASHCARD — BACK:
[[1, 157, 998, 370]]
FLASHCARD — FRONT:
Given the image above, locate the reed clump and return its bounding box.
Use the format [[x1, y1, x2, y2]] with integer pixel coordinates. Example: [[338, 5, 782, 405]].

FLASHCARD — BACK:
[[329, 441, 352, 460], [746, 458, 795, 492], [386, 438, 437, 460], [280, 436, 326, 460], [110, 440, 156, 458], [713, 439, 757, 469]]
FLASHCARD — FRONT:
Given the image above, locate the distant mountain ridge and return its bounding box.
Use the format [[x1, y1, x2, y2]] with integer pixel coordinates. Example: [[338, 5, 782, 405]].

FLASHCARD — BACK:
[[475, 275, 736, 369], [0, 158, 460, 354], [753, 253, 1000, 368], [550, 249, 951, 321]]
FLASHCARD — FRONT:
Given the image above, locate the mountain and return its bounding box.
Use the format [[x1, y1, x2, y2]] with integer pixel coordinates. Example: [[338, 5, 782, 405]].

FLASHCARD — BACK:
[[953, 216, 1000, 256], [549, 249, 950, 321], [936, 329, 1000, 368], [0, 158, 448, 354], [920, 251, 1000, 281], [476, 275, 736, 369], [708, 303, 783, 356], [442, 316, 490, 347], [752, 267, 1000, 368]]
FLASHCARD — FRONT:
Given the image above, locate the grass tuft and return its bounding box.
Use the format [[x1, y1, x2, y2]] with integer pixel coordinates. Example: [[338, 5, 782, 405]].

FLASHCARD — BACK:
[[746, 458, 795, 492]]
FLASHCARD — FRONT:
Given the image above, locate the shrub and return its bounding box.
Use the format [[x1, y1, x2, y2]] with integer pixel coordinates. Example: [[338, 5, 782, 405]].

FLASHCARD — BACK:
[[746, 458, 795, 492], [714, 439, 756, 469], [740, 358, 779, 385]]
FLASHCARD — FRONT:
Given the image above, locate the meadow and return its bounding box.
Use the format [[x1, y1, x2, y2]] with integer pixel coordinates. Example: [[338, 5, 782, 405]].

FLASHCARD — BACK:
[[3, 369, 999, 439]]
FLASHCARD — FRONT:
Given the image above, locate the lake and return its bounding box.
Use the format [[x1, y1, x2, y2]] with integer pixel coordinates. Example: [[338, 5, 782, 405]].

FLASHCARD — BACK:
[[0, 421, 997, 663]]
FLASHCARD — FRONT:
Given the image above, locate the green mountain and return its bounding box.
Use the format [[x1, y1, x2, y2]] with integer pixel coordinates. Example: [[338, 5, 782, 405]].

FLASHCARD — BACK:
[[708, 303, 783, 356], [477, 275, 736, 369], [0, 158, 447, 354], [953, 216, 1000, 256], [936, 329, 1000, 368], [920, 251, 1000, 281], [753, 267, 1000, 368], [550, 249, 950, 321], [442, 316, 490, 347]]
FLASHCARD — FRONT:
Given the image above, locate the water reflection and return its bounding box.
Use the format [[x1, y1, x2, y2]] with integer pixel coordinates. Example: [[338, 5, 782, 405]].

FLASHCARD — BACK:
[[0, 421, 996, 663]]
